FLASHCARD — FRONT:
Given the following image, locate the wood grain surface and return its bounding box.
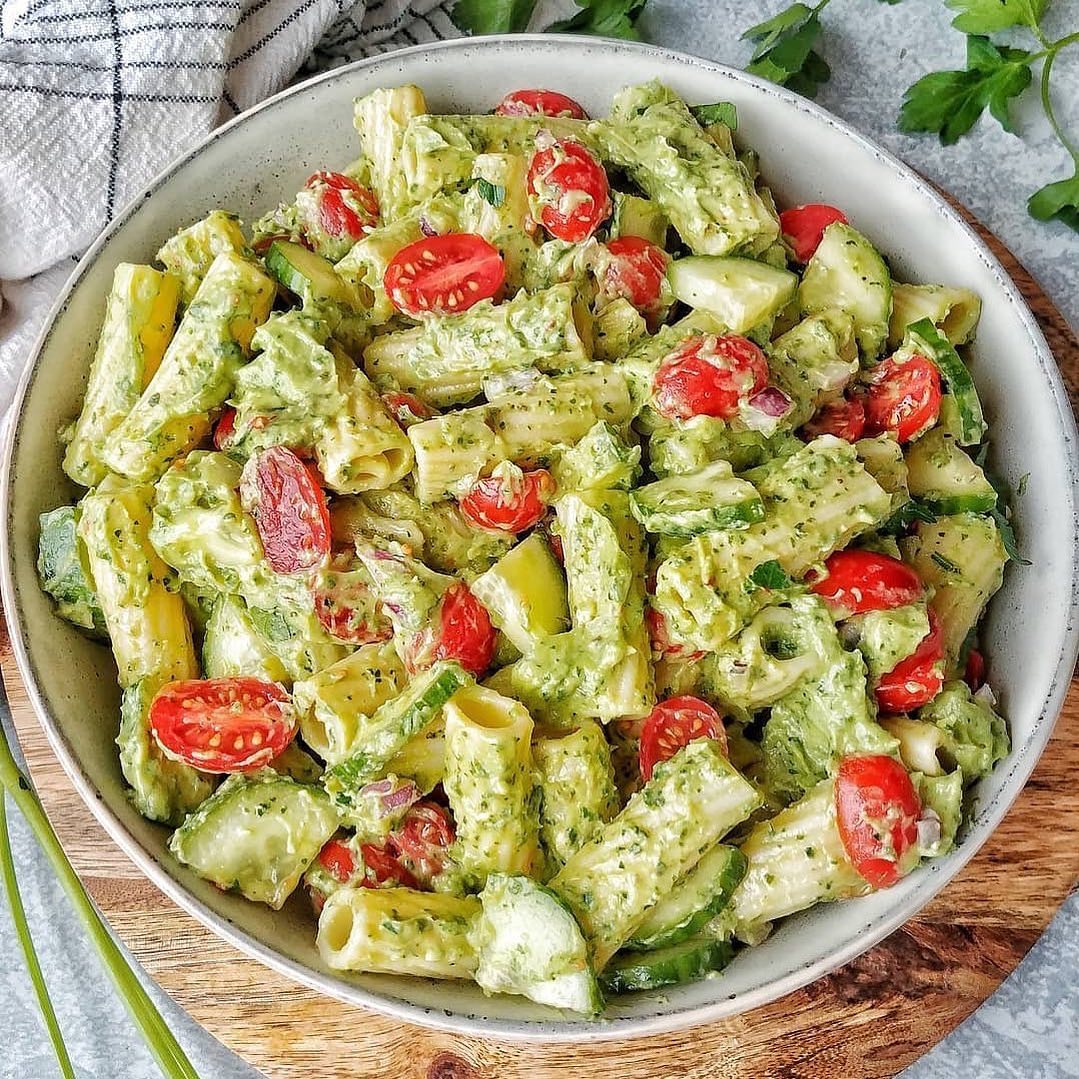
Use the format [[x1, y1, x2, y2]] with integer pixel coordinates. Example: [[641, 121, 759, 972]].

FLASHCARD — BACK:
[[3, 209, 1077, 1079]]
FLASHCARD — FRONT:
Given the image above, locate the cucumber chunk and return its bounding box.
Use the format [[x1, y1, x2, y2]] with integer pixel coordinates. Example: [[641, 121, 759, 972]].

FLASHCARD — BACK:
[[470, 534, 570, 653], [904, 318, 986, 446], [798, 222, 892, 360], [169, 770, 339, 909], [905, 428, 996, 515], [668, 256, 797, 334], [265, 240, 359, 311], [630, 460, 765, 537], [323, 661, 471, 797], [471, 873, 603, 1016], [626, 845, 747, 951], [600, 936, 734, 994], [610, 192, 669, 247]]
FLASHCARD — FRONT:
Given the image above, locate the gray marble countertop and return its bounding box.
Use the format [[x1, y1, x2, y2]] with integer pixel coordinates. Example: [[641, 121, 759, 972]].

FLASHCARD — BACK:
[[1, 1, 1077, 1075]]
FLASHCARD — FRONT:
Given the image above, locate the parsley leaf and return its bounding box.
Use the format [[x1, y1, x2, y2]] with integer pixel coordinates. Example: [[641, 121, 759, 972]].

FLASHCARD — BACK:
[[474, 178, 506, 207], [1028, 167, 1079, 231], [945, 0, 1046, 33], [451, 0, 536, 34], [899, 35, 1033, 144], [992, 508, 1031, 564], [547, 0, 648, 39], [747, 559, 793, 591], [690, 101, 739, 129], [742, 3, 831, 96], [879, 499, 939, 535]]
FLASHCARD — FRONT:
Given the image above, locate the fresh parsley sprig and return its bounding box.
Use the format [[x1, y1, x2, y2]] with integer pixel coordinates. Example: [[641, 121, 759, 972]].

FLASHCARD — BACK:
[[452, 0, 648, 38], [739, 0, 1079, 230]]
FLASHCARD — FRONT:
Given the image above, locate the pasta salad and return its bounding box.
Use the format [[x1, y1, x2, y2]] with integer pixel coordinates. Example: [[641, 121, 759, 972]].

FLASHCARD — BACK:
[[37, 79, 1013, 1016]]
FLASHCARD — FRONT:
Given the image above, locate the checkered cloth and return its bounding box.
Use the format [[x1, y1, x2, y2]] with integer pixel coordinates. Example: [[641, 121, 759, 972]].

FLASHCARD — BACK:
[[0, 0, 582, 410]]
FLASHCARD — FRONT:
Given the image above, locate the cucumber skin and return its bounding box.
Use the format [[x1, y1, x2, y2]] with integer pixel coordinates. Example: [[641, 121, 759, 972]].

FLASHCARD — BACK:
[[906, 318, 986, 446], [600, 937, 735, 994], [630, 497, 764, 538], [625, 847, 748, 951], [921, 494, 997, 516], [323, 663, 468, 793]]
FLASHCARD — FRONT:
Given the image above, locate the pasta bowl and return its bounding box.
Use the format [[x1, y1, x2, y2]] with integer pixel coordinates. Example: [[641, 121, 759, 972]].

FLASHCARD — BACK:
[[3, 34, 1078, 1040]]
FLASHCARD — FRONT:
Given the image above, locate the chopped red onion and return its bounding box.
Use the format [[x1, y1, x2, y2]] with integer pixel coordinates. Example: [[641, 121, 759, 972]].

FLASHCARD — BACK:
[[419, 216, 438, 237], [750, 386, 793, 418], [361, 777, 421, 818], [740, 386, 794, 435]]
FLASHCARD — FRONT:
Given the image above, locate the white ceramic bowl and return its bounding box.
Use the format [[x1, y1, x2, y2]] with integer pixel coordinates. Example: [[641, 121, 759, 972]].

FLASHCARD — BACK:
[[3, 35, 1078, 1041]]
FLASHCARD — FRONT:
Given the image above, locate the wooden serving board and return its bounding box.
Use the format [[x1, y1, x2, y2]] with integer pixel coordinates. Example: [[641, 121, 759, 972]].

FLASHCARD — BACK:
[[4, 207, 1079, 1079]]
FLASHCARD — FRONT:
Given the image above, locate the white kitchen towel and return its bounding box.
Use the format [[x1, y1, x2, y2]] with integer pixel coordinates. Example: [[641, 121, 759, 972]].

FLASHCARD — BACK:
[[0, 0, 463, 282], [0, 0, 489, 411]]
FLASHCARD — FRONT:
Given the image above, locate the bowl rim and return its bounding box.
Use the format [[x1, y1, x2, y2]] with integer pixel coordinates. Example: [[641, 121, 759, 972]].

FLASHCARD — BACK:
[[3, 33, 1079, 1044]]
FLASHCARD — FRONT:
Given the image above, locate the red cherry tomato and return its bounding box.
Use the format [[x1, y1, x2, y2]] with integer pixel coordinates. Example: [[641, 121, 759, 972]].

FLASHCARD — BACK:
[[644, 607, 706, 661], [432, 583, 496, 676], [458, 468, 555, 533], [527, 139, 610, 243], [318, 837, 357, 884], [964, 647, 986, 692], [803, 396, 866, 442], [875, 608, 945, 712], [810, 549, 924, 615], [384, 233, 505, 318], [652, 334, 769, 421], [213, 407, 238, 450], [865, 354, 942, 443], [312, 553, 393, 645], [381, 391, 436, 427], [496, 89, 588, 119], [241, 446, 331, 575], [360, 843, 419, 890], [835, 754, 922, 888], [604, 236, 669, 312], [307, 171, 378, 236], [779, 203, 849, 263], [638, 696, 727, 782], [149, 677, 295, 773], [390, 801, 455, 884]]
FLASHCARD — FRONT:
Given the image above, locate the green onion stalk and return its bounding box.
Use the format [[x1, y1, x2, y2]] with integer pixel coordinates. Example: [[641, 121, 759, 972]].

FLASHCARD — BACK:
[[0, 685, 200, 1078]]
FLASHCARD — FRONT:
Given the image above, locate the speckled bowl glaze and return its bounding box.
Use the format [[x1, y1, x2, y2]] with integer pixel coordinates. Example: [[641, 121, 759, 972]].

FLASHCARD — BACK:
[[3, 35, 1077, 1042]]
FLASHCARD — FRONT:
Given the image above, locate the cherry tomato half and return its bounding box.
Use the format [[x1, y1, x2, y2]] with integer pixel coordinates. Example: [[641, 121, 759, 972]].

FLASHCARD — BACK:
[[835, 754, 922, 889], [779, 203, 849, 263], [432, 583, 496, 676], [803, 396, 866, 442], [964, 647, 986, 692], [603, 236, 669, 313], [875, 608, 945, 712], [496, 89, 588, 119], [360, 843, 419, 890], [311, 552, 393, 645], [652, 334, 769, 421], [639, 696, 727, 782], [384, 233, 504, 318], [296, 171, 379, 260], [810, 549, 924, 615], [458, 468, 555, 533], [318, 837, 357, 884], [381, 391, 436, 427], [645, 607, 706, 661], [241, 446, 331, 574], [389, 801, 455, 885], [527, 139, 610, 243], [865, 353, 942, 443], [213, 407, 238, 450], [149, 677, 295, 773]]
